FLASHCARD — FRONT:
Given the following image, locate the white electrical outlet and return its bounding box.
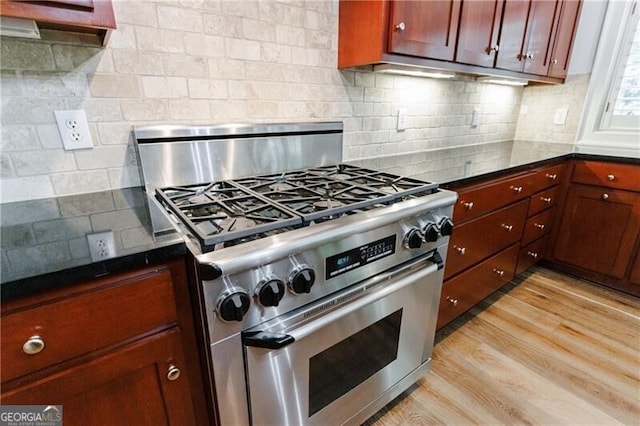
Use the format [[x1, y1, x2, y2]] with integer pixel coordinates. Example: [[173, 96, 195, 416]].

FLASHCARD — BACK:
[[471, 108, 480, 127], [553, 107, 568, 125], [87, 231, 116, 262], [397, 108, 407, 131], [54, 110, 94, 150]]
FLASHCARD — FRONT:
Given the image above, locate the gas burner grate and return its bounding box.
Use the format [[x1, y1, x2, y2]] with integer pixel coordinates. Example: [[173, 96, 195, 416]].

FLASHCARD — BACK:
[[156, 181, 302, 247], [156, 164, 438, 251]]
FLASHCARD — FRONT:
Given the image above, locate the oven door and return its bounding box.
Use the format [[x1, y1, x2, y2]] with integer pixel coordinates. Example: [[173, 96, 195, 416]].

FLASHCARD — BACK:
[[242, 253, 443, 426]]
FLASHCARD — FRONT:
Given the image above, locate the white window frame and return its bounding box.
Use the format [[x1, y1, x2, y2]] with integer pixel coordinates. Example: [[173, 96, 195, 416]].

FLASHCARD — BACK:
[[576, 0, 640, 157]]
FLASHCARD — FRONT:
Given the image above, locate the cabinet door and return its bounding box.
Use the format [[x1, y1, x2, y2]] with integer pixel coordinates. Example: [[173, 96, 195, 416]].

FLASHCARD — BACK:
[[455, 0, 504, 67], [388, 0, 461, 61], [495, 0, 530, 71], [1, 329, 196, 426], [547, 0, 581, 78], [553, 185, 640, 279], [522, 0, 559, 75], [496, 0, 558, 75]]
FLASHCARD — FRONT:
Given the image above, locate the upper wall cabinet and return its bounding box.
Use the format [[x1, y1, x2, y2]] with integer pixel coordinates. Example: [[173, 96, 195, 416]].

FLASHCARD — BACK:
[[455, 0, 504, 68], [388, 0, 461, 61], [338, 0, 582, 83], [0, 0, 116, 45]]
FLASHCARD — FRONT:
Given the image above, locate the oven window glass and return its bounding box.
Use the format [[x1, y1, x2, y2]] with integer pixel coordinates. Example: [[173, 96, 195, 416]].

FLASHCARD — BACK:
[[308, 309, 403, 416]]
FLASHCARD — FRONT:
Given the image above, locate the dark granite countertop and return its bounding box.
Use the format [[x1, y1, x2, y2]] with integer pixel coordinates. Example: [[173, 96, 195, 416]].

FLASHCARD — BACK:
[[1, 187, 186, 301], [442, 153, 640, 189], [2, 153, 637, 302]]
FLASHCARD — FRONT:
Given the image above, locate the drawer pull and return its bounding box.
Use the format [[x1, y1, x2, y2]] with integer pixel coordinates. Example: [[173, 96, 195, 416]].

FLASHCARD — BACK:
[[462, 201, 474, 210], [607, 174, 615, 181], [527, 251, 539, 259], [446, 296, 459, 307], [23, 335, 45, 355], [545, 173, 557, 180], [395, 22, 406, 31], [501, 223, 513, 232], [510, 186, 523, 193], [493, 268, 505, 277], [541, 196, 552, 203], [534, 223, 545, 230], [455, 246, 466, 255], [167, 365, 181, 381], [602, 193, 609, 200]]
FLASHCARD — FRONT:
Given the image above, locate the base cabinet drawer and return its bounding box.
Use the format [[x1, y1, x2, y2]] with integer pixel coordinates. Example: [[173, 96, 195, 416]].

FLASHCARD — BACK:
[[572, 161, 640, 192], [528, 186, 558, 216], [438, 244, 519, 329], [1, 268, 178, 383], [446, 199, 528, 279], [522, 208, 554, 246], [516, 235, 549, 276]]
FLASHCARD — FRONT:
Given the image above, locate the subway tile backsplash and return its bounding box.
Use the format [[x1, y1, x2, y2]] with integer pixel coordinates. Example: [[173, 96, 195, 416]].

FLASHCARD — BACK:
[[1, 0, 575, 204]]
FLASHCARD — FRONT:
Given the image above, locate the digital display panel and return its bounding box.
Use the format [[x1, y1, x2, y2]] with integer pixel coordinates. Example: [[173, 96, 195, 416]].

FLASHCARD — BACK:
[[325, 235, 396, 279]]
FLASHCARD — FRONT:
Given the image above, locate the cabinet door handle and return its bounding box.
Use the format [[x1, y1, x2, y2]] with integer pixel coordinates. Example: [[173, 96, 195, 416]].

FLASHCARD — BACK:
[[527, 251, 539, 259], [527, 53, 534, 60], [456, 246, 466, 255], [23, 335, 45, 355], [534, 223, 545, 230], [395, 22, 406, 31], [541, 196, 552, 203], [501, 223, 513, 232], [463, 201, 474, 210], [602, 193, 609, 200], [551, 59, 558, 64], [167, 365, 181, 381], [510, 186, 523, 193], [488, 45, 499, 53], [545, 173, 557, 180], [446, 296, 459, 307], [607, 174, 615, 181], [493, 268, 505, 277]]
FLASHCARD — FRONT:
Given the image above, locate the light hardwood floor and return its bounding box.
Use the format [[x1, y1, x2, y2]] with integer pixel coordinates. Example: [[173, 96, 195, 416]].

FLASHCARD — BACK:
[[364, 266, 640, 425]]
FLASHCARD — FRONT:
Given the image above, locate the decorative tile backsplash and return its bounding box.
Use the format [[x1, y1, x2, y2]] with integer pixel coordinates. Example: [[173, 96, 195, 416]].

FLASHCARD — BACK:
[[1, 0, 584, 204]]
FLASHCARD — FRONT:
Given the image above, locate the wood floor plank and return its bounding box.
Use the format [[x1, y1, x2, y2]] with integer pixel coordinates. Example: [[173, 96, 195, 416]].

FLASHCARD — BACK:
[[363, 267, 640, 425]]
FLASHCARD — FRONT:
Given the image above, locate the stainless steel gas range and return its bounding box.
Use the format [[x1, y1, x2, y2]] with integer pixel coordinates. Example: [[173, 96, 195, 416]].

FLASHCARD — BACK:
[[134, 122, 457, 426]]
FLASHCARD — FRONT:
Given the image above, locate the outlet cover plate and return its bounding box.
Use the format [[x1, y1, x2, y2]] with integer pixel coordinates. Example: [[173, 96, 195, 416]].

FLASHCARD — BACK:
[[54, 110, 94, 150], [87, 231, 116, 262], [396, 108, 407, 131], [553, 107, 568, 125]]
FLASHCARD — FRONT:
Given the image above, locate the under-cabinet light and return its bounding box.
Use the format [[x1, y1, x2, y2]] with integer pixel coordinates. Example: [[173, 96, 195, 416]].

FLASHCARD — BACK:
[[476, 76, 528, 86], [373, 64, 456, 79], [0, 16, 40, 39]]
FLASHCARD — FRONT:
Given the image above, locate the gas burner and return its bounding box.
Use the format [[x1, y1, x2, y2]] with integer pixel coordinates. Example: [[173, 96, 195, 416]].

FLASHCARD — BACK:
[[313, 198, 345, 210], [155, 164, 439, 251]]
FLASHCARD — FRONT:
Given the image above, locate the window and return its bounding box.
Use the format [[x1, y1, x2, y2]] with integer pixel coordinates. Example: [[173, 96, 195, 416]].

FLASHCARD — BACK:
[[603, 4, 640, 130], [578, 1, 640, 155]]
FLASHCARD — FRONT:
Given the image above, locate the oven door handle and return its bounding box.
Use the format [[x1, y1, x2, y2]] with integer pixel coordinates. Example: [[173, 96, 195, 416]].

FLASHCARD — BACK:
[[243, 256, 440, 350]]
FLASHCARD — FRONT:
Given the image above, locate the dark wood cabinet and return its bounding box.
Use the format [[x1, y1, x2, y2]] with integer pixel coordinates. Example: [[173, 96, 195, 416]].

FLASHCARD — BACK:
[[548, 0, 582, 78], [2, 330, 196, 426], [496, 0, 559, 75], [553, 185, 640, 279], [388, 0, 461, 61], [0, 0, 115, 45], [0, 260, 208, 425], [439, 162, 564, 329], [338, 0, 581, 83], [455, 0, 504, 67]]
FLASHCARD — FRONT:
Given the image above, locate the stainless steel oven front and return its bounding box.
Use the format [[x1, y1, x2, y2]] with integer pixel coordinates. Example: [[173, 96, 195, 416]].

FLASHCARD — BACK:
[[241, 251, 444, 426]]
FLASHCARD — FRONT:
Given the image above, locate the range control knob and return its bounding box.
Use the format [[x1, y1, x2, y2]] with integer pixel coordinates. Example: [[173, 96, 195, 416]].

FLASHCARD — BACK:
[[422, 223, 439, 242], [288, 267, 316, 294], [256, 278, 286, 307], [439, 218, 454, 237], [404, 228, 423, 249], [216, 290, 251, 322]]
